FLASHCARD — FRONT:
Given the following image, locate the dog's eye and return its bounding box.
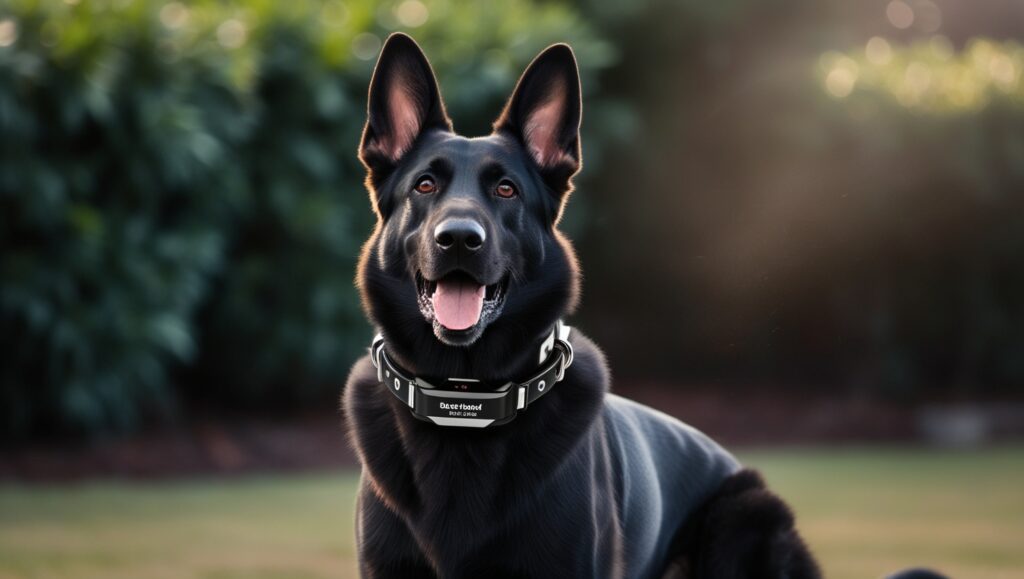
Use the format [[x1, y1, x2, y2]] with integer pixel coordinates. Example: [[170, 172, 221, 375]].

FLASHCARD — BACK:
[[414, 177, 437, 194], [495, 181, 517, 198]]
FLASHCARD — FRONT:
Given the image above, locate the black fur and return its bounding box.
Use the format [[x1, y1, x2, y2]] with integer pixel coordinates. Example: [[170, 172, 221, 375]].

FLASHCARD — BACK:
[[343, 33, 821, 579], [885, 570, 949, 579], [666, 469, 822, 579]]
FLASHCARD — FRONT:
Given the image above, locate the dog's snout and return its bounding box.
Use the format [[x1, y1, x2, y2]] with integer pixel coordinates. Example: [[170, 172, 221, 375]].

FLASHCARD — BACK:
[[434, 218, 486, 253]]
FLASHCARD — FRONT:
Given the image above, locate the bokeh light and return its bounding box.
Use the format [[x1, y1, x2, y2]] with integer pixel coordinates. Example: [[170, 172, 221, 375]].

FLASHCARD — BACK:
[[989, 53, 1017, 88], [915, 0, 942, 33], [821, 52, 860, 98], [886, 0, 915, 29], [216, 19, 247, 50], [395, 0, 430, 28], [321, 0, 350, 27], [820, 36, 1024, 114], [159, 2, 189, 30], [866, 37, 892, 65], [0, 19, 17, 48], [351, 32, 382, 61]]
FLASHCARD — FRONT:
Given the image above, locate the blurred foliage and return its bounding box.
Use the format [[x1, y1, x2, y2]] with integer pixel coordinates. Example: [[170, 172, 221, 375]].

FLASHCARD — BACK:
[[810, 38, 1024, 397], [573, 0, 1024, 399], [2, 0, 1023, 440], [0, 0, 613, 438], [819, 37, 1024, 113]]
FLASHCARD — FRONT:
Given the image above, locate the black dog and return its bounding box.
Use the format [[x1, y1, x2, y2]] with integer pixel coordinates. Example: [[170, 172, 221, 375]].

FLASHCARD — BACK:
[[343, 33, 821, 579]]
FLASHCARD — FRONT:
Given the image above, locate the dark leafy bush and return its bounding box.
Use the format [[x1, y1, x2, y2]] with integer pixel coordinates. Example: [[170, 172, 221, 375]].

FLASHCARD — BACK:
[[0, 1, 246, 436]]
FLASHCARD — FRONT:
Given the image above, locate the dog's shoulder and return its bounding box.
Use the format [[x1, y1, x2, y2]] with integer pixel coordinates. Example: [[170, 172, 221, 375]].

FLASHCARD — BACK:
[[602, 394, 741, 494], [341, 354, 385, 423], [598, 396, 821, 579], [342, 354, 423, 514], [340, 353, 390, 470], [597, 394, 742, 578]]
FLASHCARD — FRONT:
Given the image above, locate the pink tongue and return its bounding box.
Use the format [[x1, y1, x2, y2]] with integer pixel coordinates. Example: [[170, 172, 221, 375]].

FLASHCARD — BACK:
[[431, 278, 485, 331]]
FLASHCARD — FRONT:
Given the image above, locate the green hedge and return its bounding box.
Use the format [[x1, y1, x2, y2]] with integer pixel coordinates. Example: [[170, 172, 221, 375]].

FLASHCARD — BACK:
[[0, 0, 614, 438]]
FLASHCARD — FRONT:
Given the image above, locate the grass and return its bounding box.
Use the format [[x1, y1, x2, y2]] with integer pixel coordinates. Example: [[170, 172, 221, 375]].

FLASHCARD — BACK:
[[0, 447, 1022, 579], [745, 446, 1024, 579]]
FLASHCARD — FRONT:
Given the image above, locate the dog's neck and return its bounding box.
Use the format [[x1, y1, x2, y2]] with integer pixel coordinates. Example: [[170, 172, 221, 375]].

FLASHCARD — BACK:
[[377, 319, 560, 389]]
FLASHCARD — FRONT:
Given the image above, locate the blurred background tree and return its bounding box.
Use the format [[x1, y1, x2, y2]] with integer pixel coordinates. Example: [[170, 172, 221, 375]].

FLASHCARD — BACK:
[[575, 0, 1024, 399], [1, 0, 1022, 440]]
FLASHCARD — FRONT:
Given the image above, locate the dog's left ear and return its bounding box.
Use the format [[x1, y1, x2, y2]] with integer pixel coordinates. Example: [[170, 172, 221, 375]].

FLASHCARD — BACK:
[[493, 44, 582, 191]]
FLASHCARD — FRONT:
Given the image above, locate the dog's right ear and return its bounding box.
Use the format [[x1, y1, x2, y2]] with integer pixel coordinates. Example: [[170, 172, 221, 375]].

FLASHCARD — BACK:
[[359, 33, 451, 187]]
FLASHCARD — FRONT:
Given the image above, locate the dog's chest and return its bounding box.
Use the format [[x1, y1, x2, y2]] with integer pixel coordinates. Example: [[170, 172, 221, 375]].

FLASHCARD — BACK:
[[391, 396, 739, 579], [403, 425, 625, 578], [346, 344, 739, 579]]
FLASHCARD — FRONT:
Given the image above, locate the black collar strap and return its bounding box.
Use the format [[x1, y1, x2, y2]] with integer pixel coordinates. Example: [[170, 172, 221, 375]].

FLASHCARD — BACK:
[[370, 322, 574, 428]]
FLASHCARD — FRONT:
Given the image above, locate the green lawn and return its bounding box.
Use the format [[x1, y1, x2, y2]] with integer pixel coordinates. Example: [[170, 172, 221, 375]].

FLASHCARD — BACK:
[[1, 447, 1022, 579]]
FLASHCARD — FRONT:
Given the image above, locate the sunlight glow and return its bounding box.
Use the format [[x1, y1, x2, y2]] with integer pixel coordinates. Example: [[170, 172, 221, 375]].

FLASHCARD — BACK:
[[819, 37, 1024, 114]]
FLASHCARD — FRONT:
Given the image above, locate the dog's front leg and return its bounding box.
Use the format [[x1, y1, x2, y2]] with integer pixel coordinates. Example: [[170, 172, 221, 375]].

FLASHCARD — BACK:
[[355, 482, 436, 579]]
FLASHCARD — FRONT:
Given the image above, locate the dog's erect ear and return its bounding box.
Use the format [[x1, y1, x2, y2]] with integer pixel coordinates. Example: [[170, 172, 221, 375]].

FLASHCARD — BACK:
[[360, 33, 451, 176], [493, 44, 582, 189]]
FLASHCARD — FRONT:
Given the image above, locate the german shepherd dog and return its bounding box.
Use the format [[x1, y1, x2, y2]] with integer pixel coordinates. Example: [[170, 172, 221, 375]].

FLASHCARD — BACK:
[[343, 33, 822, 579]]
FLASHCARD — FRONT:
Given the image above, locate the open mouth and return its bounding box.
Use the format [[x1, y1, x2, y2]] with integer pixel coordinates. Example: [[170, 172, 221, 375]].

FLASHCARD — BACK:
[[416, 270, 508, 333]]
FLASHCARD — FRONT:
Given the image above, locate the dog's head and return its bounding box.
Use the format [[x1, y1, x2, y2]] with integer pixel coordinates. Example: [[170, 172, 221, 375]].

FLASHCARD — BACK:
[[357, 34, 581, 353]]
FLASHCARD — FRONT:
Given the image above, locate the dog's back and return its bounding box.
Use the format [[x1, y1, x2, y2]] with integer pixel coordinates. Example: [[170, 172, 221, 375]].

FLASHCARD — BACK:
[[602, 395, 740, 578]]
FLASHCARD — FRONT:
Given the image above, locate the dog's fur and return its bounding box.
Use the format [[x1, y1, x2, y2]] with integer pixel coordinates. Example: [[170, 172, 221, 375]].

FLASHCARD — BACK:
[[343, 33, 822, 579]]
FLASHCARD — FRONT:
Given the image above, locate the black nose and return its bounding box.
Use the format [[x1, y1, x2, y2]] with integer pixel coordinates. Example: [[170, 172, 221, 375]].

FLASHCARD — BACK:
[[434, 218, 486, 253]]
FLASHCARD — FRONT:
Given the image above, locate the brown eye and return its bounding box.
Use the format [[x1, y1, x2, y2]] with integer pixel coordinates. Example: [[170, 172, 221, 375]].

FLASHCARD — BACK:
[[414, 177, 437, 194], [495, 181, 517, 198]]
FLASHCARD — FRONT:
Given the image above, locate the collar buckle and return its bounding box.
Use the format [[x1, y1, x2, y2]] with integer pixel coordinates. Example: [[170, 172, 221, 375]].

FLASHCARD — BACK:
[[555, 337, 574, 382]]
